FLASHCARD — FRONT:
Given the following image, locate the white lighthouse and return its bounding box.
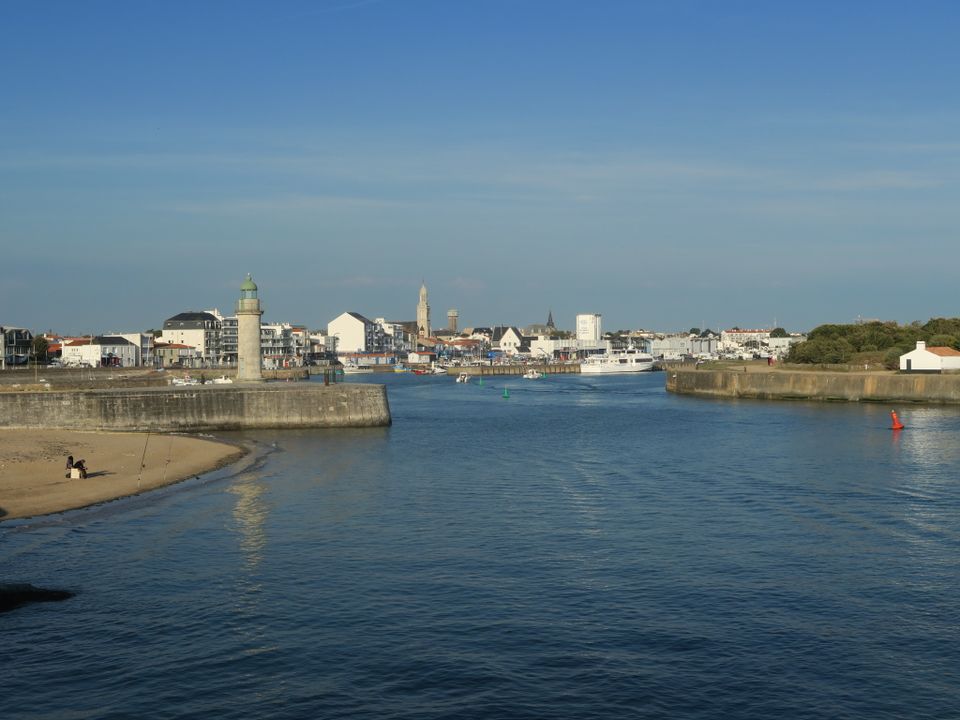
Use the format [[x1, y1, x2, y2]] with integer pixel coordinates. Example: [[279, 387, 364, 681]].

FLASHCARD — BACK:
[[236, 274, 263, 382]]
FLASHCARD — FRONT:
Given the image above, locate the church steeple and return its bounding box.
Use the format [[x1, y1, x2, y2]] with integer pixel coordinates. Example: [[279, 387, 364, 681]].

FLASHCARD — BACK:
[[416, 281, 431, 338], [546, 309, 555, 330]]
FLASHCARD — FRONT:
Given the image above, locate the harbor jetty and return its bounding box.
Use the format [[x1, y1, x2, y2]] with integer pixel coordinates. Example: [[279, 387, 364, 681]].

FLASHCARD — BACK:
[[452, 363, 580, 377], [666, 365, 960, 405], [0, 383, 391, 431]]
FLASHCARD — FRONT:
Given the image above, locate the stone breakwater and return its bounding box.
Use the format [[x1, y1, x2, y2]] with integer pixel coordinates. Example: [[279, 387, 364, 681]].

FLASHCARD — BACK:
[[455, 363, 581, 376], [666, 368, 960, 404], [0, 383, 391, 431]]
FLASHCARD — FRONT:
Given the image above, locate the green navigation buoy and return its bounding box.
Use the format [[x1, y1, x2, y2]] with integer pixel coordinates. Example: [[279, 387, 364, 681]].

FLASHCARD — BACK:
[[503, 386, 510, 399], [479, 377, 483, 386]]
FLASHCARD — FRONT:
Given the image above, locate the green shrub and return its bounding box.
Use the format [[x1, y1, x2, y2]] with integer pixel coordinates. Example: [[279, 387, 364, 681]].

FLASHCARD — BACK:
[[883, 347, 903, 370]]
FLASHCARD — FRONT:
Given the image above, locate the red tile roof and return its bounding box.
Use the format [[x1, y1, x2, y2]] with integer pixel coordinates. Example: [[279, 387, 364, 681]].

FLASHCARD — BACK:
[[926, 346, 960, 357]]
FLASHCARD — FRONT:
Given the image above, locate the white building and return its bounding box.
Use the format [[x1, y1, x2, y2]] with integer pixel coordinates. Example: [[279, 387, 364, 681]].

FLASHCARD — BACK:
[[375, 318, 414, 354], [721, 328, 771, 351], [528, 336, 578, 361], [61, 339, 92, 366], [576, 314, 602, 343], [650, 334, 694, 360], [62, 336, 138, 367], [309, 331, 338, 357], [767, 335, 805, 359], [162, 311, 222, 365], [899, 341, 960, 373], [492, 326, 526, 355], [328, 312, 386, 355], [115, 332, 155, 367]]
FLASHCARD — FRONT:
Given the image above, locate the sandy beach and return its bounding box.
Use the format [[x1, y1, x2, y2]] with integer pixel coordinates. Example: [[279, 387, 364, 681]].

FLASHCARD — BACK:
[[0, 429, 246, 521]]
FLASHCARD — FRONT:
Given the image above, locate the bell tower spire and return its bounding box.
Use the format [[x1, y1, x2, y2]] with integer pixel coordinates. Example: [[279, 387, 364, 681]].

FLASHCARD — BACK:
[[416, 281, 431, 338]]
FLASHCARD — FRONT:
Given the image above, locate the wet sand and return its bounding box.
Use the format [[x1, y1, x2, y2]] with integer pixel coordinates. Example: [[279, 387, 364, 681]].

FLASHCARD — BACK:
[[0, 429, 246, 521]]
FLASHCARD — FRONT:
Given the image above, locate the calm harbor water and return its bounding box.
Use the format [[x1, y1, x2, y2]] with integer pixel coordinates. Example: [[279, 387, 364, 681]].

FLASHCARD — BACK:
[[4, 372, 960, 719]]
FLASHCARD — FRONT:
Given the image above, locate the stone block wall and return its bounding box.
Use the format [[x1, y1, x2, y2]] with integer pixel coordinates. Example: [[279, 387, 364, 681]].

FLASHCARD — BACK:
[[666, 369, 960, 404], [0, 384, 391, 431]]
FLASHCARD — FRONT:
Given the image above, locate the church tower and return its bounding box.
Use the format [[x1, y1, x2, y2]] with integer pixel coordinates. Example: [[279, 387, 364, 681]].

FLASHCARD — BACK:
[[417, 282, 431, 338], [236, 274, 263, 382]]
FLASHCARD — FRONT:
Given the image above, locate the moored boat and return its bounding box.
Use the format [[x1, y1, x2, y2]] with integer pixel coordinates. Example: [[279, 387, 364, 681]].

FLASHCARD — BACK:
[[580, 347, 654, 374]]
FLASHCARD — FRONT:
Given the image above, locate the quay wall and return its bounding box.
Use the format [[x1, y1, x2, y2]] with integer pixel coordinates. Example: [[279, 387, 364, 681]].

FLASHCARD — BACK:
[[0, 384, 391, 431], [666, 368, 960, 404], [455, 364, 581, 377]]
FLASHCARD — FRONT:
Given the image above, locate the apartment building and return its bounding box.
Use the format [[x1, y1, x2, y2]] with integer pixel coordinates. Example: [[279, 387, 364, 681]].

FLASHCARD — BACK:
[[162, 311, 223, 365]]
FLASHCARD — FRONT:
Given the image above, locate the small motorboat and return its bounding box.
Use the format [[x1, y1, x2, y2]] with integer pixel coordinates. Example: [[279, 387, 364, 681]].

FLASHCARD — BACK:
[[523, 369, 543, 380], [455, 373, 470, 383]]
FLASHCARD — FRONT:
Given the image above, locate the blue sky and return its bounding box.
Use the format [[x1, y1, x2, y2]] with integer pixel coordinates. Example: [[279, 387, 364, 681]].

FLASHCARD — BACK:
[[2, 0, 959, 335]]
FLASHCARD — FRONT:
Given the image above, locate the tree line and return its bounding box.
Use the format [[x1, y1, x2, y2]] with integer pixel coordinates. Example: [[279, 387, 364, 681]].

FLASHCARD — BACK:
[[787, 318, 960, 366]]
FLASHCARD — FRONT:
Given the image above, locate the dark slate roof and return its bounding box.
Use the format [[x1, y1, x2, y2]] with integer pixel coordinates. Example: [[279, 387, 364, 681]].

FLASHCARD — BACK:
[[492, 326, 522, 342], [346, 311, 374, 324], [164, 311, 220, 326], [93, 336, 135, 346]]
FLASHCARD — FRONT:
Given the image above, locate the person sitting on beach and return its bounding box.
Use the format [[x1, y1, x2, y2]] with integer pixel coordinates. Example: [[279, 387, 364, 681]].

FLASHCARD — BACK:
[[65, 455, 74, 479], [73, 459, 87, 479]]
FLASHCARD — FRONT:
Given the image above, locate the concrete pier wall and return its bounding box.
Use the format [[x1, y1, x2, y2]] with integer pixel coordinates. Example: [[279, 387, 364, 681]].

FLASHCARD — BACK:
[[0, 383, 391, 431], [666, 368, 960, 404]]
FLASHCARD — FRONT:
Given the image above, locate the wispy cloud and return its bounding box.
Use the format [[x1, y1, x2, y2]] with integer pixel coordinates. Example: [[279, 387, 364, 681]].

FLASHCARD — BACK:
[[809, 170, 942, 191], [844, 141, 960, 154], [170, 194, 411, 215], [4, 141, 954, 212]]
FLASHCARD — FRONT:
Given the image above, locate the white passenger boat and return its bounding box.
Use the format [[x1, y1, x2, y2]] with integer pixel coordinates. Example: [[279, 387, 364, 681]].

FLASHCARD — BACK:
[[579, 347, 654, 374], [342, 365, 373, 374]]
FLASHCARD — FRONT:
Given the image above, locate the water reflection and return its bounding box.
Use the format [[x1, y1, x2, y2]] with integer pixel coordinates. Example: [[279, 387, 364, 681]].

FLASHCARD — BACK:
[[886, 407, 960, 556], [228, 472, 269, 572]]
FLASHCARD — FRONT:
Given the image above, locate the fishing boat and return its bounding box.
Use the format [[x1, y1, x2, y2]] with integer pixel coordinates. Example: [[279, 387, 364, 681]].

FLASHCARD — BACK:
[[579, 347, 654, 374]]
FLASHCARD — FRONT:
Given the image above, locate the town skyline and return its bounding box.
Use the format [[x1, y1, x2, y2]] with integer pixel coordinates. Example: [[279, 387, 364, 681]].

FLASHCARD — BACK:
[[4, 2, 959, 332]]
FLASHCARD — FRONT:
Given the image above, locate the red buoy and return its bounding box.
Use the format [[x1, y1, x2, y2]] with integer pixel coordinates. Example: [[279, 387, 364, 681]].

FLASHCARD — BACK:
[[890, 410, 904, 430]]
